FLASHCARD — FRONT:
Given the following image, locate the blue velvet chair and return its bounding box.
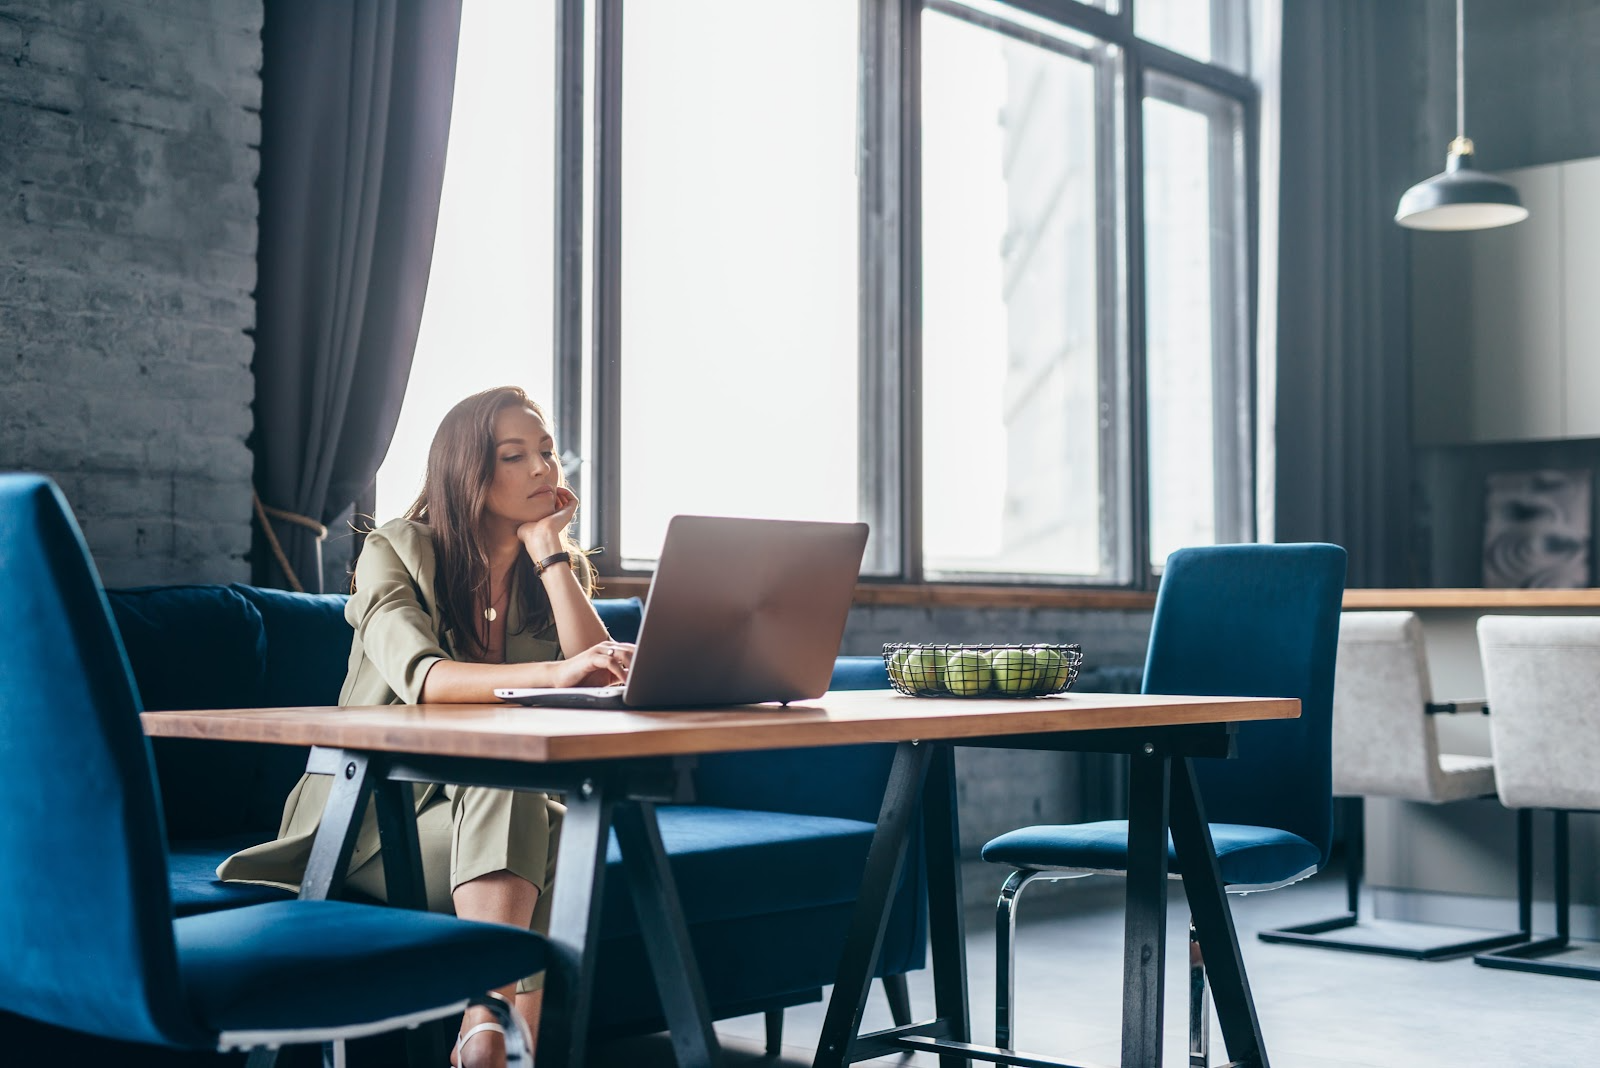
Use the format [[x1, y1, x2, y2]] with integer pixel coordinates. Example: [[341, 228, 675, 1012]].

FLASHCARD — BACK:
[[0, 475, 547, 1066], [980, 544, 1345, 1066]]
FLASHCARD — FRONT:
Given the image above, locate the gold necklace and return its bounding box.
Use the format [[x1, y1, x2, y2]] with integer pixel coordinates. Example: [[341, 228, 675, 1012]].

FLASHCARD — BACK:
[[482, 577, 509, 622]]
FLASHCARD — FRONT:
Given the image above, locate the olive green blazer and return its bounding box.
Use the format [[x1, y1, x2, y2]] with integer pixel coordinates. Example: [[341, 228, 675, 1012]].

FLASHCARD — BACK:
[[217, 518, 562, 890]]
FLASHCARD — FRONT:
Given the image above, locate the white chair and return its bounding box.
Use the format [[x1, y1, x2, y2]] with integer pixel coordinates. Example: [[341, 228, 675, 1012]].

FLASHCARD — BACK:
[[1260, 611, 1528, 959], [1474, 615, 1600, 980]]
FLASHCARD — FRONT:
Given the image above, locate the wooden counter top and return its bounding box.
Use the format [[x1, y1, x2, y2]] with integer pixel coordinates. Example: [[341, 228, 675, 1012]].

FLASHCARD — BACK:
[[142, 690, 1297, 763], [1343, 588, 1600, 609]]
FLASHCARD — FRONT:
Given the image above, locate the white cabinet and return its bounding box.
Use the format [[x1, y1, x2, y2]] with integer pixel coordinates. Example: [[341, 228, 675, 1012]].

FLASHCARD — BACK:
[[1412, 157, 1599, 445], [1563, 157, 1600, 438]]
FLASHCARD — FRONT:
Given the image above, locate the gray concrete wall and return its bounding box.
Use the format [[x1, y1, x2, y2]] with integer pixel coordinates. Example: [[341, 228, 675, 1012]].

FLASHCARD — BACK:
[[0, 0, 262, 586], [1416, 0, 1600, 174]]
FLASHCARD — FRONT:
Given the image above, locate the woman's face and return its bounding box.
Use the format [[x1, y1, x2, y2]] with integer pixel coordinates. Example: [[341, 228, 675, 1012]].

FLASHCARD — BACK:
[[483, 406, 563, 525]]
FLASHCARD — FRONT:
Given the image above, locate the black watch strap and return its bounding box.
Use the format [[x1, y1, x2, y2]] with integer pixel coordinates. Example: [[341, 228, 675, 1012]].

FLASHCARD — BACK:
[[534, 551, 574, 577]]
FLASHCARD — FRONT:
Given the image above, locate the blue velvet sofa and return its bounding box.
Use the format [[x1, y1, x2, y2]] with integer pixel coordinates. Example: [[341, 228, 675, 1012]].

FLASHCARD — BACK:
[[2, 582, 922, 1061]]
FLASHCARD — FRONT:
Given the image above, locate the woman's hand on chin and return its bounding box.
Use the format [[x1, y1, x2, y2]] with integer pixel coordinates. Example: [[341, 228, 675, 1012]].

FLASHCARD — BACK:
[[548, 640, 635, 687], [517, 487, 579, 560]]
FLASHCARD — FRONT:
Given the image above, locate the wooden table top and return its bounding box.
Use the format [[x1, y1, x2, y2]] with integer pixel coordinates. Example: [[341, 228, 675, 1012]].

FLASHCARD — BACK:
[[140, 690, 1299, 763]]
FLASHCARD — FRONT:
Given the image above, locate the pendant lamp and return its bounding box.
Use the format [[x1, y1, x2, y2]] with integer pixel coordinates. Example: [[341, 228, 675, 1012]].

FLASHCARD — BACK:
[[1395, 0, 1527, 231]]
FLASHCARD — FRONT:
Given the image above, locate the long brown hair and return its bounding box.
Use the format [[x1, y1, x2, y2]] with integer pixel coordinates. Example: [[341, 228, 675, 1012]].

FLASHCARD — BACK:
[[405, 386, 595, 661]]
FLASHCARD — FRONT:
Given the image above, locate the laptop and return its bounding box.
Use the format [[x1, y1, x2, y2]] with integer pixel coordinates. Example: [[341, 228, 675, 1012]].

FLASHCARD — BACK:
[[495, 515, 869, 710]]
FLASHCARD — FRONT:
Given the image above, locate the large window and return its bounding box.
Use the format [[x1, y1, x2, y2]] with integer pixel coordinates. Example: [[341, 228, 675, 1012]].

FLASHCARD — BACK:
[[1143, 72, 1250, 567], [616, 1, 859, 567], [392, 0, 1259, 589], [920, 7, 1116, 580]]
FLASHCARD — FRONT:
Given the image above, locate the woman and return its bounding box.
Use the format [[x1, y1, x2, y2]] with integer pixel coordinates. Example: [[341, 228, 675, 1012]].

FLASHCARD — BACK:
[[220, 386, 634, 1068]]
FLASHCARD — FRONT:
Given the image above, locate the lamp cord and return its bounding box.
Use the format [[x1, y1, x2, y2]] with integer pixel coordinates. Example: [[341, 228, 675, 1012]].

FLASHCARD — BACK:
[[1455, 0, 1465, 139]]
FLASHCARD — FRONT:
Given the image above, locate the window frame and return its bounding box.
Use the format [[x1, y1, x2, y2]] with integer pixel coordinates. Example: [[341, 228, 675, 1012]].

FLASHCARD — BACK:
[[549, 0, 1259, 591]]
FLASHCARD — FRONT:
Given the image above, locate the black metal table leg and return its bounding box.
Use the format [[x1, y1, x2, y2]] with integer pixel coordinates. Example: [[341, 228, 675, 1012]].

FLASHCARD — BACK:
[[1121, 745, 1171, 1068], [922, 743, 972, 1068], [614, 799, 721, 1068], [538, 777, 615, 1068], [300, 750, 378, 902], [372, 777, 428, 911], [1169, 756, 1267, 1068], [812, 740, 934, 1068]]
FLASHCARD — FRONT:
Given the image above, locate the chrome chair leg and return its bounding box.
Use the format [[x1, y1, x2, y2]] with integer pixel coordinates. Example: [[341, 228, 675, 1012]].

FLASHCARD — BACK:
[[995, 869, 1037, 1050], [1189, 917, 1209, 1068]]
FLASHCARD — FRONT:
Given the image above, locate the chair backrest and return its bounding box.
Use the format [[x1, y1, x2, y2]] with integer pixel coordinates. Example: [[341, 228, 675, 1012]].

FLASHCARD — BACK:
[[1331, 611, 1451, 802], [1477, 615, 1600, 812], [1142, 543, 1346, 868], [0, 476, 201, 1048]]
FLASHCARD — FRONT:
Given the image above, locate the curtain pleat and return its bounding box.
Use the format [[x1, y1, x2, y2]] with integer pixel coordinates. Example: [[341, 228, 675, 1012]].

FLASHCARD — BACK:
[[1274, 0, 1417, 587], [251, 0, 464, 590]]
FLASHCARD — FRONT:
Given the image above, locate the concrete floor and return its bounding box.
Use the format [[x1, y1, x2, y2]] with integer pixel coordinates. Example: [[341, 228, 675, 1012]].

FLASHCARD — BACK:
[[589, 864, 1600, 1068]]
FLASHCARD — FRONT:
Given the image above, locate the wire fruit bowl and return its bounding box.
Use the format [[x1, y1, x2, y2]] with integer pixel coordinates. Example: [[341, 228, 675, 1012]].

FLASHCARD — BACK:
[[882, 642, 1083, 698]]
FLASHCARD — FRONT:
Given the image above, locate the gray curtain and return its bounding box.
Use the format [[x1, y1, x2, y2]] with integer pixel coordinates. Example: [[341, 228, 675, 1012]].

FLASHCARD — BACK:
[[1273, 0, 1418, 587], [251, 0, 463, 591]]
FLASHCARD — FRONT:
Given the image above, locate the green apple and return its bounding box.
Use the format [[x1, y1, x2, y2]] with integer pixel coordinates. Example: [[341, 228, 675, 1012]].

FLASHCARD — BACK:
[[902, 648, 949, 695], [1029, 648, 1065, 694], [886, 648, 911, 689], [1051, 649, 1077, 690], [945, 650, 992, 696], [990, 648, 1037, 695]]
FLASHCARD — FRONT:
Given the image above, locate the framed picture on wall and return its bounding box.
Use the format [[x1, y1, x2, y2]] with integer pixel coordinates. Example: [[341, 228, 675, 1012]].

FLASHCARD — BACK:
[[1482, 469, 1593, 588]]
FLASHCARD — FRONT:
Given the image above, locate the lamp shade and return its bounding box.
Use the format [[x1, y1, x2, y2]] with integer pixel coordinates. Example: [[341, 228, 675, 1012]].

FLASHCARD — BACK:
[[1396, 143, 1528, 231]]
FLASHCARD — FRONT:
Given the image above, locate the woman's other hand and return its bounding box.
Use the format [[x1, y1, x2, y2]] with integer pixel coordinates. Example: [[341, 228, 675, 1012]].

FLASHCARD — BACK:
[[517, 486, 579, 560], [550, 640, 636, 687]]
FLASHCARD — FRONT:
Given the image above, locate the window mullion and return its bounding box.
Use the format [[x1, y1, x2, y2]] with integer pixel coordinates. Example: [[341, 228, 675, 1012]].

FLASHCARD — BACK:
[[553, 0, 586, 497], [590, 0, 624, 565], [1124, 49, 1153, 585], [860, 0, 921, 581]]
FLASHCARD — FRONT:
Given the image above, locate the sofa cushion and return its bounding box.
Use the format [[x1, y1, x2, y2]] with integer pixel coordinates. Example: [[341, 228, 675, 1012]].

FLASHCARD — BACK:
[[598, 806, 876, 938], [230, 585, 352, 707], [106, 586, 275, 841], [232, 586, 643, 700], [595, 596, 643, 643], [169, 835, 295, 916], [694, 658, 894, 822], [830, 655, 890, 690], [695, 744, 898, 823], [105, 585, 268, 711]]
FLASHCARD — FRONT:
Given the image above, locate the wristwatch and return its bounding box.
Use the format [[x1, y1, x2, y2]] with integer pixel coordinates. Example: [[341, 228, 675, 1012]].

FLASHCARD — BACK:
[[533, 551, 573, 577]]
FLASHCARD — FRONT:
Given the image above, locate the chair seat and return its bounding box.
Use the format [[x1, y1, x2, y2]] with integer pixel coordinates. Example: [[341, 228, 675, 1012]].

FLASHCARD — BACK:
[[174, 900, 544, 1034], [981, 820, 1321, 891], [600, 806, 876, 937], [169, 836, 294, 916], [1432, 753, 1496, 803]]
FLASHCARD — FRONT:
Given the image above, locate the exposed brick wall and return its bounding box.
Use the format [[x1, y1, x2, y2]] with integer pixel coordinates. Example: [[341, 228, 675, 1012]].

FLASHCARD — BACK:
[[0, 0, 262, 585]]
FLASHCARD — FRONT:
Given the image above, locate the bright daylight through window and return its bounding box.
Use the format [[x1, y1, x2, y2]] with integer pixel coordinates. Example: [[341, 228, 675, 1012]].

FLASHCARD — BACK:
[[921, 7, 1110, 580], [618, 0, 859, 567], [376, 1, 554, 518]]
